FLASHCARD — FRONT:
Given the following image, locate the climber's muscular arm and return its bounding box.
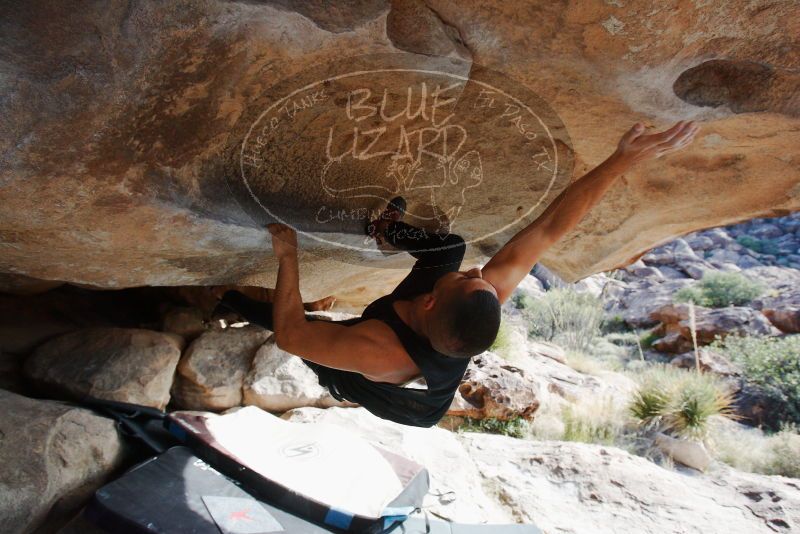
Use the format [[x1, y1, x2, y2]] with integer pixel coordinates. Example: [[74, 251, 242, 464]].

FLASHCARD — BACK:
[[482, 121, 699, 304], [267, 224, 418, 384]]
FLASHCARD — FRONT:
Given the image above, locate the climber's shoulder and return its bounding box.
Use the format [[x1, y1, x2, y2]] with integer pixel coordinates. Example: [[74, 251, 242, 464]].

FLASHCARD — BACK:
[[345, 319, 422, 385]]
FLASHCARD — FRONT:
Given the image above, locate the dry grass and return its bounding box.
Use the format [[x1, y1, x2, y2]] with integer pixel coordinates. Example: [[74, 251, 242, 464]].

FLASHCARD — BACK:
[[529, 395, 630, 446], [709, 418, 800, 478]]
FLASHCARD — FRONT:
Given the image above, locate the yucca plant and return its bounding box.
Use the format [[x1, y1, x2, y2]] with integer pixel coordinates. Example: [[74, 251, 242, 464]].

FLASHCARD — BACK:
[[663, 372, 736, 440], [629, 374, 672, 431], [629, 365, 735, 440]]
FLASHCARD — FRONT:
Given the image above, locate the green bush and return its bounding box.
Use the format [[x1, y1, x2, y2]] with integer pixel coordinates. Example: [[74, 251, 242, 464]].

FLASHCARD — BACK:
[[629, 365, 735, 440], [458, 416, 528, 438], [736, 235, 779, 255], [601, 314, 630, 334], [639, 330, 660, 350], [520, 288, 603, 352], [489, 320, 513, 358], [674, 271, 763, 307], [711, 335, 800, 430]]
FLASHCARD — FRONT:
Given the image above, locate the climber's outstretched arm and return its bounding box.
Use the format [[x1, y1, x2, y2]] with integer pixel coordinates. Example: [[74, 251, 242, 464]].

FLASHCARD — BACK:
[[482, 121, 699, 304], [267, 224, 417, 383]]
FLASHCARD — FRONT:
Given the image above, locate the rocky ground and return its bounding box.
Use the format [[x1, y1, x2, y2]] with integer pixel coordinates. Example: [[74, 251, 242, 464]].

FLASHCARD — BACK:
[[2, 216, 800, 533]]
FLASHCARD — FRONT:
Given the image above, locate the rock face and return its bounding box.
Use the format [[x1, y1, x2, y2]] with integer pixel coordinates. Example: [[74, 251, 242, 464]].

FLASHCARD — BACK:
[[161, 306, 207, 340], [24, 327, 184, 409], [449, 352, 540, 421], [242, 340, 350, 412], [1, 1, 798, 306], [649, 303, 780, 353], [670, 348, 741, 377], [0, 390, 129, 534], [172, 325, 270, 410], [283, 405, 800, 533], [460, 433, 800, 533]]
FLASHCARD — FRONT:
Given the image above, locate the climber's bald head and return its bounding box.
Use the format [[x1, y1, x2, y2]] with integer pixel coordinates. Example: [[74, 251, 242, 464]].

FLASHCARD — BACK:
[[425, 268, 501, 358]]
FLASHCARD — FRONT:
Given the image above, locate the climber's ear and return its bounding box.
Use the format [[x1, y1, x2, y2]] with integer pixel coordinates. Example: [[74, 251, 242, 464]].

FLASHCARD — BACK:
[[422, 293, 436, 311]]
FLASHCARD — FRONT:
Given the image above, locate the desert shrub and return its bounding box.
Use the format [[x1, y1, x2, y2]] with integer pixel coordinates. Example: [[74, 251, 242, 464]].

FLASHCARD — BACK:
[[528, 395, 628, 446], [458, 416, 528, 438], [711, 335, 800, 430], [736, 235, 779, 255], [762, 428, 800, 478], [629, 365, 734, 440], [639, 330, 660, 350], [564, 350, 609, 375], [521, 288, 603, 352], [674, 271, 763, 308], [561, 398, 626, 445], [489, 320, 513, 358], [710, 420, 800, 478], [512, 291, 535, 310], [601, 314, 630, 334]]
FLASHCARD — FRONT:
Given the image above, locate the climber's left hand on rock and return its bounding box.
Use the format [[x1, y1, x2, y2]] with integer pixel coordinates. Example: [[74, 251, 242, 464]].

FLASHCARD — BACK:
[[267, 223, 298, 260], [614, 120, 699, 165]]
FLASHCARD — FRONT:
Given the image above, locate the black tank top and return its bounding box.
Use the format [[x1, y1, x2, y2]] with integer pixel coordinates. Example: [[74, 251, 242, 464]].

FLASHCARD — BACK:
[[302, 224, 469, 428]]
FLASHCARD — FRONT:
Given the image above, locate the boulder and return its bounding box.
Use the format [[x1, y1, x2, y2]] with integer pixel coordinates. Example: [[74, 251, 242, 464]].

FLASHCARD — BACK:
[[0, 390, 129, 534], [528, 340, 567, 364], [24, 327, 184, 409], [449, 352, 540, 421], [658, 265, 689, 279], [761, 308, 800, 334], [753, 289, 800, 333], [0, 350, 24, 393], [684, 234, 714, 251], [606, 279, 692, 328], [459, 433, 800, 533], [744, 266, 800, 291], [670, 348, 741, 377], [707, 248, 742, 266], [672, 238, 701, 264], [750, 223, 783, 239], [0, 273, 63, 296], [0, 1, 798, 305], [737, 255, 765, 269], [681, 260, 712, 280], [650, 304, 780, 352], [704, 228, 736, 249], [628, 265, 665, 281], [652, 331, 695, 354], [282, 406, 511, 524], [654, 432, 713, 471], [172, 325, 270, 411], [511, 344, 635, 414], [571, 274, 610, 298], [161, 306, 206, 340], [243, 339, 351, 412], [684, 306, 780, 343]]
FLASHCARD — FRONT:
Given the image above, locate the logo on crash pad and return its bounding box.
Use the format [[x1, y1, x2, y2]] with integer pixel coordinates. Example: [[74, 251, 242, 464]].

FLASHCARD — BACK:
[[281, 441, 320, 459], [235, 53, 573, 258]]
